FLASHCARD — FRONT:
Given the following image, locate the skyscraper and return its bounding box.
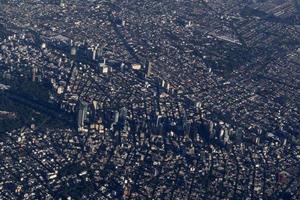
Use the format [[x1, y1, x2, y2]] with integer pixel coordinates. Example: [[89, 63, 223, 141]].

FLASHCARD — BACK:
[[147, 61, 152, 77], [60, 0, 66, 8], [78, 100, 89, 131]]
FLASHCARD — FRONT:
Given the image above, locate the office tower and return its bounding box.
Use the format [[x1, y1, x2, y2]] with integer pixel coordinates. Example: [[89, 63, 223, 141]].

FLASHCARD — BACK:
[[186, 21, 192, 27], [156, 115, 162, 128], [89, 44, 99, 60], [114, 111, 120, 124], [120, 62, 125, 71], [223, 127, 230, 144], [77, 100, 89, 131], [32, 66, 38, 82], [161, 79, 166, 88], [132, 63, 142, 70], [99, 58, 109, 74], [96, 44, 106, 58], [41, 43, 47, 49], [120, 107, 127, 121], [208, 120, 214, 138], [70, 46, 77, 64], [92, 47, 97, 60], [60, 0, 65, 8], [97, 46, 102, 57], [196, 102, 202, 109], [146, 61, 152, 77]]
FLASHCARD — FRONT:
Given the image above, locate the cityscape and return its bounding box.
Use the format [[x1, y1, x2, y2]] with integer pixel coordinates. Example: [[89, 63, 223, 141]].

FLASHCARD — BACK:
[[0, 0, 300, 199]]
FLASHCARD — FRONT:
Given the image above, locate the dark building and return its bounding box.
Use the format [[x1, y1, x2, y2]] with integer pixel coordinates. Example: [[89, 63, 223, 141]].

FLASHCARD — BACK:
[[77, 100, 89, 131]]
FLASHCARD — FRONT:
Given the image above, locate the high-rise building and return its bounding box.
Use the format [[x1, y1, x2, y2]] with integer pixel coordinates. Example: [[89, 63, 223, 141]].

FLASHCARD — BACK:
[[99, 59, 109, 74], [113, 111, 120, 124], [77, 100, 89, 131], [209, 120, 214, 138], [31, 66, 38, 82], [147, 61, 152, 77], [120, 107, 127, 121], [88, 44, 99, 60], [60, 0, 66, 8], [70, 47, 77, 57]]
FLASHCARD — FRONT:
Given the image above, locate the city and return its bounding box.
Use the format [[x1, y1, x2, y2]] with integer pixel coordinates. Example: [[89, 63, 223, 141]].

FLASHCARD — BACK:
[[0, 0, 299, 199]]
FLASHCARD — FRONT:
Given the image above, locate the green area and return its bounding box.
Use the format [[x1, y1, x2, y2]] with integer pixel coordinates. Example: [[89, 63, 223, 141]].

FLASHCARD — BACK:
[[55, 163, 95, 199], [0, 78, 68, 133]]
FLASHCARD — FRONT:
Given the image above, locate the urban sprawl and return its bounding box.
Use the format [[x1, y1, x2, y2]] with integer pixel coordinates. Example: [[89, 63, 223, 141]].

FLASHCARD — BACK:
[[0, 0, 300, 199]]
